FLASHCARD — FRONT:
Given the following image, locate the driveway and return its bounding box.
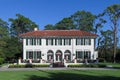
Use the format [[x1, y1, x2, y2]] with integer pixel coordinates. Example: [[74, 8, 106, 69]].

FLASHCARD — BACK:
[[0, 67, 119, 71]]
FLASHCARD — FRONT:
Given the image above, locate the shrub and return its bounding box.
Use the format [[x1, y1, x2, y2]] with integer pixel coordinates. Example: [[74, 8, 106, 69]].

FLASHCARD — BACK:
[[67, 64, 106, 68], [99, 58, 106, 62], [0, 58, 4, 65], [33, 64, 49, 67], [9, 64, 49, 68]]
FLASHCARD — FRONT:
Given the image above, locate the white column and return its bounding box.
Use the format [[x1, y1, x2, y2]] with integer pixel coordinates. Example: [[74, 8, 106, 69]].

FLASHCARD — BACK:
[[54, 53, 55, 62], [58, 55, 60, 61], [74, 59, 77, 63], [64, 59, 66, 63], [18, 59, 21, 64], [41, 59, 43, 63], [29, 59, 32, 63], [23, 39, 26, 59]]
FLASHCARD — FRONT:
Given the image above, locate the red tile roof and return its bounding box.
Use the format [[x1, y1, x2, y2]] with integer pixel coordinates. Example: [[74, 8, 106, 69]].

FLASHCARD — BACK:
[[19, 30, 98, 37]]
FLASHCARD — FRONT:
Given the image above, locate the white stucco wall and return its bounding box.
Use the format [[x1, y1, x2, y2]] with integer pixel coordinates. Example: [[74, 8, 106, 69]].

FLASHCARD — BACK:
[[23, 37, 97, 61]]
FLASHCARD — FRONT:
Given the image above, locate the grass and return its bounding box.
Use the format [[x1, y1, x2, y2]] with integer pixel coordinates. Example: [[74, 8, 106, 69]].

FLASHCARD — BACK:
[[100, 62, 120, 68], [0, 70, 120, 80]]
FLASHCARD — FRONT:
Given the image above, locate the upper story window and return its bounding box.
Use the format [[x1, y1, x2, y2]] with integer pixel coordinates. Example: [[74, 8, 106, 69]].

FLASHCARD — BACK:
[[64, 39, 71, 45], [26, 38, 41, 46], [76, 38, 91, 45], [55, 39, 62, 45], [76, 38, 84, 45], [84, 39, 91, 45], [46, 39, 53, 45], [36, 38, 41, 45]]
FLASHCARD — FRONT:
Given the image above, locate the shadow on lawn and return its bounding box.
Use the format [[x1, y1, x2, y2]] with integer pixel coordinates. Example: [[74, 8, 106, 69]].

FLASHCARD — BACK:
[[25, 70, 120, 80]]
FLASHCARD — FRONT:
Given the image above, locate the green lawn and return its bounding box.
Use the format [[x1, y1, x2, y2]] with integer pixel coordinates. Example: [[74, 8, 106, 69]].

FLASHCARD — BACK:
[[100, 63, 120, 68], [0, 70, 120, 80]]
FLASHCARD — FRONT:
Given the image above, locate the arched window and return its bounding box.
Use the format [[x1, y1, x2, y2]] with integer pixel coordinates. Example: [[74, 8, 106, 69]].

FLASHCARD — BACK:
[[64, 50, 71, 61], [47, 50, 54, 62], [56, 50, 62, 61]]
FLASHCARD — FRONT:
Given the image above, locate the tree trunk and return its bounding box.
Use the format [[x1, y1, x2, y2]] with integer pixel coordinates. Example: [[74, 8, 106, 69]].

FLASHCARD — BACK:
[[113, 23, 117, 63]]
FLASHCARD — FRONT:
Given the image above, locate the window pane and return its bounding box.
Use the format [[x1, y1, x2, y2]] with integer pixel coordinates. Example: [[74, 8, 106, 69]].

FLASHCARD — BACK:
[[64, 39, 71, 45], [48, 39, 53, 45], [29, 51, 33, 59], [84, 51, 91, 59], [26, 51, 29, 59], [76, 51, 83, 59], [37, 51, 41, 59], [26, 39, 28, 45], [46, 39, 48, 45], [37, 38, 41, 45], [58, 39, 62, 45], [84, 39, 91, 45], [34, 51, 37, 59], [33, 39, 36, 45]]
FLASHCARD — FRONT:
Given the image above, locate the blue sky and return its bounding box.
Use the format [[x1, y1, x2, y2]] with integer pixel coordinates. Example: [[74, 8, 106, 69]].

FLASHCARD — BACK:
[[0, 0, 119, 30]]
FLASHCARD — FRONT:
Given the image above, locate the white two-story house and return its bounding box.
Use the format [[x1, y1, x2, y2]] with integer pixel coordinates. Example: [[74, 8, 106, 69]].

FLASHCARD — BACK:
[[19, 28, 98, 64]]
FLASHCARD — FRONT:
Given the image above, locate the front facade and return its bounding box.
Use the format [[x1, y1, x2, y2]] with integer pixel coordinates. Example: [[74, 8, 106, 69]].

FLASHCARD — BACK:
[[20, 29, 98, 63]]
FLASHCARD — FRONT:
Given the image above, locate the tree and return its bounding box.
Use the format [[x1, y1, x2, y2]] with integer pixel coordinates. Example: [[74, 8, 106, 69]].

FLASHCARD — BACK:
[[44, 24, 55, 30], [0, 18, 9, 38], [0, 19, 9, 63], [104, 4, 120, 63], [99, 30, 114, 61], [55, 17, 75, 30], [71, 11, 96, 32], [9, 14, 38, 36], [0, 18, 9, 56], [3, 37, 22, 61]]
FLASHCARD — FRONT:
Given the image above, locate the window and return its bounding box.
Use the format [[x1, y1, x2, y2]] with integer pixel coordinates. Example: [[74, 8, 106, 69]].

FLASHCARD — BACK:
[[26, 51, 29, 59], [26, 51, 41, 59], [37, 51, 41, 59], [47, 50, 54, 61], [33, 39, 36, 45], [55, 39, 62, 45], [76, 51, 91, 59], [29, 51, 33, 59], [84, 51, 91, 59], [64, 39, 71, 45], [26, 38, 41, 46], [46, 39, 53, 45], [76, 38, 84, 45], [36, 38, 41, 45], [76, 38, 91, 45], [29, 39, 32, 45], [84, 39, 91, 45], [76, 51, 83, 59], [26, 39, 28, 45]]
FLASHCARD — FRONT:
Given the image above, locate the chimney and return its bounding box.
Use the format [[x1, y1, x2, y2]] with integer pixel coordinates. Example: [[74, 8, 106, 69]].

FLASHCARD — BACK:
[[34, 27, 38, 31]]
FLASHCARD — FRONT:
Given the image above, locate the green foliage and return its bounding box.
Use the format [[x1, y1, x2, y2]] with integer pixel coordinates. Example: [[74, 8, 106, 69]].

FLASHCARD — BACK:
[[67, 64, 106, 68], [104, 4, 120, 63], [9, 64, 49, 68], [0, 18, 9, 38], [0, 58, 4, 65], [98, 30, 114, 61], [44, 24, 55, 30], [71, 10, 96, 32], [3, 37, 22, 60], [98, 58, 106, 62], [9, 14, 38, 36], [55, 17, 75, 30]]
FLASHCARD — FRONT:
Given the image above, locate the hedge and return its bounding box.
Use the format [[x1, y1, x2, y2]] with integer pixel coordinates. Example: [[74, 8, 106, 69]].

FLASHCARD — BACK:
[[9, 64, 49, 68], [67, 64, 106, 68]]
